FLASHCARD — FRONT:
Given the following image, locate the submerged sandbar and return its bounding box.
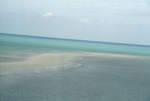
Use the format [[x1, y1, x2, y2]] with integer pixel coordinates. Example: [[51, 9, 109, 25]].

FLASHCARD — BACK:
[[0, 52, 148, 73]]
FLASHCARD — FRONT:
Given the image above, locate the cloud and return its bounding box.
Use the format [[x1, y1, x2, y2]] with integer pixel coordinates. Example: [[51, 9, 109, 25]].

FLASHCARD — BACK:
[[80, 19, 89, 24], [100, 19, 105, 23], [42, 12, 53, 17]]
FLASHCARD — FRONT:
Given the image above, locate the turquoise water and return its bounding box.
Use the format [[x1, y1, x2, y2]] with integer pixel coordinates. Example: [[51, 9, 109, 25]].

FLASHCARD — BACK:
[[0, 33, 150, 101], [0, 33, 150, 56]]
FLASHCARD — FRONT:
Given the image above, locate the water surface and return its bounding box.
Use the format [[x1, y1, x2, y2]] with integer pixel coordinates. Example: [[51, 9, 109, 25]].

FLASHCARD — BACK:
[[0, 33, 150, 101]]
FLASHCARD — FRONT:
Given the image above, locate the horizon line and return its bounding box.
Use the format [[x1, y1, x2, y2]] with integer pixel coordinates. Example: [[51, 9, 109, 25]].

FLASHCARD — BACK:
[[0, 33, 150, 47]]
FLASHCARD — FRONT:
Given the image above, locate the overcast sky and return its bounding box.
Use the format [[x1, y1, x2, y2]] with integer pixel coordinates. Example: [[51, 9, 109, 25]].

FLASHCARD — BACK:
[[0, 0, 150, 45]]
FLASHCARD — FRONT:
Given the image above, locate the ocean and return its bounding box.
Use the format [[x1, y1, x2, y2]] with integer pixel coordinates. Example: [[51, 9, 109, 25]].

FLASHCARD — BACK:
[[0, 33, 150, 101]]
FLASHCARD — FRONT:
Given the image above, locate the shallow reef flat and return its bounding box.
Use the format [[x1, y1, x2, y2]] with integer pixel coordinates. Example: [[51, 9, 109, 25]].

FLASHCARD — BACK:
[[0, 52, 150, 101]]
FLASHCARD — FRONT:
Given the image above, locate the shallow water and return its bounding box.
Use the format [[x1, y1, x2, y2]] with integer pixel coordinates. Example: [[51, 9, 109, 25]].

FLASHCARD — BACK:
[[1, 56, 150, 101], [0, 33, 150, 101]]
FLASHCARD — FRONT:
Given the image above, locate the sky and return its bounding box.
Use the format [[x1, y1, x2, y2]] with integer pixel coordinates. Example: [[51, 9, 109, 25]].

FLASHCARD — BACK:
[[0, 0, 150, 45]]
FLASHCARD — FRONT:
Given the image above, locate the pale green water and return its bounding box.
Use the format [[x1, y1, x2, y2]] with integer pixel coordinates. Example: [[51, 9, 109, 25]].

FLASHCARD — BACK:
[[0, 33, 150, 101]]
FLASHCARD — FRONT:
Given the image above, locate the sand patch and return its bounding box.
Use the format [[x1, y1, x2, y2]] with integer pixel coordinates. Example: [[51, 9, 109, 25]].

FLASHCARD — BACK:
[[0, 52, 149, 75], [0, 52, 147, 68]]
